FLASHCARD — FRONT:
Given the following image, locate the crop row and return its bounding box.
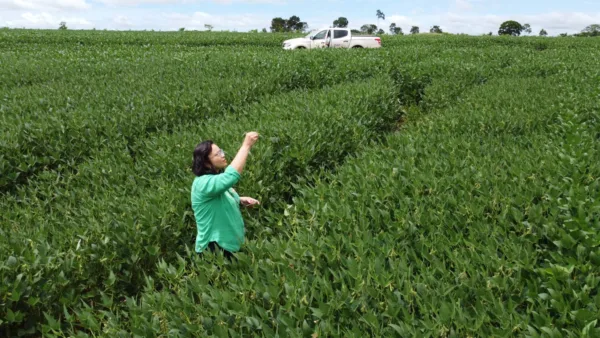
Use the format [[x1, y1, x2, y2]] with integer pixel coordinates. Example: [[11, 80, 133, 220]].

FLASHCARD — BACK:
[[2, 30, 598, 336], [0, 44, 514, 334], [3, 28, 599, 50], [77, 68, 600, 337], [0, 75, 410, 335], [379, 32, 600, 50], [0, 29, 302, 48], [3, 33, 593, 194], [0, 48, 393, 192]]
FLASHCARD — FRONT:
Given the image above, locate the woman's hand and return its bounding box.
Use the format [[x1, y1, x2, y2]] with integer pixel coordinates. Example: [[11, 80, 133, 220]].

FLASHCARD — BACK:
[[243, 132, 260, 148], [240, 197, 260, 207], [230, 131, 259, 175]]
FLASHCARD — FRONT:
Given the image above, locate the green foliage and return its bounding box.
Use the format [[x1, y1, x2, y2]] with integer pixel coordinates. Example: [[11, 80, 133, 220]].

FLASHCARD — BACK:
[[270, 15, 308, 33], [389, 23, 403, 35], [430, 25, 443, 33], [333, 17, 348, 28], [1, 28, 599, 337], [499, 20, 524, 36], [360, 24, 378, 35], [575, 24, 600, 37], [0, 44, 393, 193]]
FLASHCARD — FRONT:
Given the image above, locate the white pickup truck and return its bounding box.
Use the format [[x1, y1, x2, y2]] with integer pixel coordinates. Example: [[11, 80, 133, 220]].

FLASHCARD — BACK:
[[282, 28, 382, 50]]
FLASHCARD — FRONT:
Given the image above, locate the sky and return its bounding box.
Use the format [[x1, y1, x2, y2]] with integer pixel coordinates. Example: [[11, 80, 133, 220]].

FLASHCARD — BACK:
[[0, 0, 598, 36]]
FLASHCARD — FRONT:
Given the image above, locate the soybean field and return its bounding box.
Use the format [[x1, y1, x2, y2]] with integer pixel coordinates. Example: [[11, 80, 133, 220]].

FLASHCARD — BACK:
[[1, 29, 599, 337]]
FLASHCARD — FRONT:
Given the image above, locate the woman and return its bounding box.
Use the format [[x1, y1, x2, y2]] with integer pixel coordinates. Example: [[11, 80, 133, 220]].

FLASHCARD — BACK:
[[190, 131, 260, 260]]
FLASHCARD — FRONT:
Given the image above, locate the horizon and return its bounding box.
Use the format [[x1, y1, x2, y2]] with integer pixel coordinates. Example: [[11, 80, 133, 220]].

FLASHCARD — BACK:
[[0, 0, 598, 37]]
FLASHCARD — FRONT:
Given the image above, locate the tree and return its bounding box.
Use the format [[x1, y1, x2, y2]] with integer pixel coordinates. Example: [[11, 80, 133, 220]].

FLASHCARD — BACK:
[[578, 24, 600, 37], [179, 27, 185, 32], [410, 26, 419, 34], [377, 28, 385, 35], [333, 17, 348, 28], [204, 24, 214, 31], [286, 15, 308, 32], [583, 24, 600, 33], [262, 28, 267, 33], [498, 20, 523, 36], [376, 9, 385, 27], [360, 24, 378, 35], [59, 21, 67, 30], [430, 25, 442, 33], [270, 16, 308, 33], [523, 23, 532, 35], [270, 18, 286, 32], [389, 23, 403, 35], [539, 29, 548, 36]]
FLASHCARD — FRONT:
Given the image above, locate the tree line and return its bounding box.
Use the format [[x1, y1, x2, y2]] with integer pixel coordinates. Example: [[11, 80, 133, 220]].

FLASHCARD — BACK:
[[268, 12, 429, 35], [267, 10, 599, 38], [50, 8, 600, 37]]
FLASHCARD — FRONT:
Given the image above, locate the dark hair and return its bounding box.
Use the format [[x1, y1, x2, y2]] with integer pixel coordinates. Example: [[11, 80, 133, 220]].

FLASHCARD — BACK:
[[192, 140, 222, 176]]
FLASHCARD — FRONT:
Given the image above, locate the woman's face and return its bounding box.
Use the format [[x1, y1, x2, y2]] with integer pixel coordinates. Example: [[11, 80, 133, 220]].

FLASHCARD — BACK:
[[208, 144, 228, 170]]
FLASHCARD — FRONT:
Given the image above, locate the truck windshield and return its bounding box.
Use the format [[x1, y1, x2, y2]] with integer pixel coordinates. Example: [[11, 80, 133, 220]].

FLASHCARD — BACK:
[[312, 30, 328, 39]]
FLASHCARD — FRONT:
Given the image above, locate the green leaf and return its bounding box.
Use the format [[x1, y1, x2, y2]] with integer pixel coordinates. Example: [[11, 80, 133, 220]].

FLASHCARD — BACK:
[[560, 233, 577, 249], [310, 307, 323, 319], [10, 291, 21, 302], [106, 271, 116, 287], [361, 312, 379, 328], [575, 311, 596, 324], [582, 319, 598, 338], [7, 256, 17, 267], [43, 312, 60, 331], [389, 324, 404, 335], [439, 302, 452, 322], [245, 316, 261, 329], [214, 323, 229, 338], [27, 297, 40, 306], [540, 326, 560, 337]]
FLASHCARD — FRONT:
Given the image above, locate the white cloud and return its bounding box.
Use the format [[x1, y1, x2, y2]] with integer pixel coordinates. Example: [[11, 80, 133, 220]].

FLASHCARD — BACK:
[[440, 11, 600, 34], [0, 0, 90, 11], [355, 11, 600, 36], [211, 0, 286, 3], [97, 0, 284, 5], [5, 11, 92, 28], [455, 0, 472, 11], [1, 4, 598, 36], [113, 15, 132, 27], [411, 8, 424, 16], [164, 11, 267, 30], [97, 0, 195, 5], [387, 15, 419, 28]]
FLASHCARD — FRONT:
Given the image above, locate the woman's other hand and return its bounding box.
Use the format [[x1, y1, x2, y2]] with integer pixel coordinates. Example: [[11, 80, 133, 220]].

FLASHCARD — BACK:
[[240, 197, 260, 207]]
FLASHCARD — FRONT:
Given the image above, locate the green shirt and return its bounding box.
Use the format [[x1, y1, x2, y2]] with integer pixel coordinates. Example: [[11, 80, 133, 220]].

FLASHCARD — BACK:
[[191, 165, 244, 253]]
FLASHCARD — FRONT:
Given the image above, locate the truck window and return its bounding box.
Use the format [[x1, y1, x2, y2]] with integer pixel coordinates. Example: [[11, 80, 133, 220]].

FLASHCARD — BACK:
[[334, 30, 348, 39]]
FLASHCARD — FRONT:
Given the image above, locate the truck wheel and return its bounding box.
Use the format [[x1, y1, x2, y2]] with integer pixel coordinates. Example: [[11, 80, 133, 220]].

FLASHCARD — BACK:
[[352, 45, 363, 48], [296, 46, 306, 49]]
